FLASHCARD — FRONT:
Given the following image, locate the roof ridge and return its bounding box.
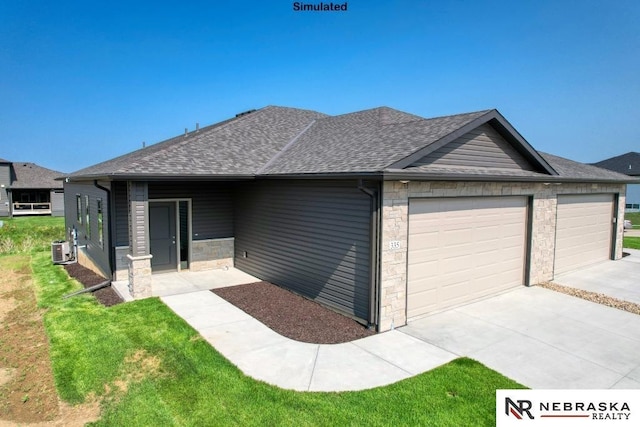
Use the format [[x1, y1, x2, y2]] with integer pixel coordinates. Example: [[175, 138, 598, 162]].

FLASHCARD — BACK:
[[257, 119, 318, 174]]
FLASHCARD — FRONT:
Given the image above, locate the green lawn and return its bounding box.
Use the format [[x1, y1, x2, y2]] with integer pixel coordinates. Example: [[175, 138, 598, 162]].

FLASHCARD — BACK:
[[29, 251, 524, 426], [624, 236, 640, 249], [0, 216, 65, 255]]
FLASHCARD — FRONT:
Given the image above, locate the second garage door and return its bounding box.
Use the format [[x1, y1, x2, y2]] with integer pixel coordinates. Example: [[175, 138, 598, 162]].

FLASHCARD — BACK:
[[408, 196, 528, 319], [554, 194, 614, 275]]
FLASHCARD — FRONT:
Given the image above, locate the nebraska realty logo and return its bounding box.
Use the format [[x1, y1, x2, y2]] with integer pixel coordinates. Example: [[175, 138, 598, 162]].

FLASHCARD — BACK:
[[497, 390, 639, 426]]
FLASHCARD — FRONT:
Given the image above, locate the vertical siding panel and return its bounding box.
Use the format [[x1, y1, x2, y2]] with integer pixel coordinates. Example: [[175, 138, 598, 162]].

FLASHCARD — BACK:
[[128, 181, 149, 256], [235, 180, 371, 321]]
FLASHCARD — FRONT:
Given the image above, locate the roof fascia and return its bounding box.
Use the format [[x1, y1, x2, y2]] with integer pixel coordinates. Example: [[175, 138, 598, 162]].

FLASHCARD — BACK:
[[257, 172, 384, 180], [387, 110, 558, 176], [65, 174, 257, 182], [382, 171, 637, 184], [488, 110, 558, 175]]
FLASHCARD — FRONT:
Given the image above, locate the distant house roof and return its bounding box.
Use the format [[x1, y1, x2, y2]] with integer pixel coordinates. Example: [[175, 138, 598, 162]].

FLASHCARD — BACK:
[[66, 105, 634, 184], [592, 152, 640, 177], [10, 162, 64, 189], [0, 157, 10, 163]]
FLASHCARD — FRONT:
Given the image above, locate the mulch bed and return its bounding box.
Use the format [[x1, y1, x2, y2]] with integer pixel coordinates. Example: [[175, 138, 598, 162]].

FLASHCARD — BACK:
[[63, 263, 124, 307], [212, 281, 375, 344]]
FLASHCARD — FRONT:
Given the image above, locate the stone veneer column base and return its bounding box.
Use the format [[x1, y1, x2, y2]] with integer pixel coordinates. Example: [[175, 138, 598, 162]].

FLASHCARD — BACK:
[[126, 254, 153, 299]]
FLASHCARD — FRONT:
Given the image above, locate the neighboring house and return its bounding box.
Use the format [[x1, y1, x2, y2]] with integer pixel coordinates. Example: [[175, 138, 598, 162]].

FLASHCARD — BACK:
[[63, 106, 633, 332], [592, 152, 640, 212], [0, 158, 65, 217]]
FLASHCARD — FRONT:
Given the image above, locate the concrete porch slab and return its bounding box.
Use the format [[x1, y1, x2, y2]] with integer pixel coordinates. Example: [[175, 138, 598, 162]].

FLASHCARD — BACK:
[[112, 267, 260, 301]]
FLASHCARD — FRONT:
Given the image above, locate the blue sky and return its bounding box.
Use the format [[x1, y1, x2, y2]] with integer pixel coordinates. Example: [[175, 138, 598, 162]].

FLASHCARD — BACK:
[[1, 0, 638, 173]]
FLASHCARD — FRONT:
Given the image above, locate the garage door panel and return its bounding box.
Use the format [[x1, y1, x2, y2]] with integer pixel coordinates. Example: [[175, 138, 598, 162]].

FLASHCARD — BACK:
[[554, 194, 613, 275], [408, 196, 527, 319]]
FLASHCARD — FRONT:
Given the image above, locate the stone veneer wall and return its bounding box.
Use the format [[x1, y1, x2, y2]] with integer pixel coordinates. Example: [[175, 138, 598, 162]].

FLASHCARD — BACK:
[[379, 181, 626, 332], [190, 238, 234, 271]]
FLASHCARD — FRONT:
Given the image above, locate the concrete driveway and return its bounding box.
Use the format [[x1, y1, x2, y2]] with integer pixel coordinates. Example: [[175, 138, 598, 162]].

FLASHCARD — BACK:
[[401, 284, 640, 389], [551, 248, 640, 304]]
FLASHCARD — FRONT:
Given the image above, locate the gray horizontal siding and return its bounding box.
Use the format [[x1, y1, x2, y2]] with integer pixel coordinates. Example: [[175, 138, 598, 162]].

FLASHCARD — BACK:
[[63, 181, 111, 277], [412, 123, 535, 170], [148, 182, 233, 240], [234, 180, 371, 321]]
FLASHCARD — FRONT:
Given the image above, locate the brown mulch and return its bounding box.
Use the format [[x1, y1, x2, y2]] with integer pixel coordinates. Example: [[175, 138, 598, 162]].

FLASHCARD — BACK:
[[540, 282, 640, 316], [63, 263, 123, 307], [212, 281, 375, 344]]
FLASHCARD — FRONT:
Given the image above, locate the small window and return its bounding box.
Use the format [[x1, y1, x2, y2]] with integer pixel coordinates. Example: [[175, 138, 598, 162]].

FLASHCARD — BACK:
[[76, 195, 82, 223], [97, 198, 103, 248], [85, 195, 91, 239]]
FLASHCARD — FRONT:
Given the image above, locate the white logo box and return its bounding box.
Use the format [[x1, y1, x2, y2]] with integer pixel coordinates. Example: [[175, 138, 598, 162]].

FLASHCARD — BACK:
[[497, 389, 640, 426]]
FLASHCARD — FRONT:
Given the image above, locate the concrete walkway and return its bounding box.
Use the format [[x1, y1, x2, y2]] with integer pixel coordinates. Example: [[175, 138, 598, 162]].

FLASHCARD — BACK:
[[161, 291, 457, 391]]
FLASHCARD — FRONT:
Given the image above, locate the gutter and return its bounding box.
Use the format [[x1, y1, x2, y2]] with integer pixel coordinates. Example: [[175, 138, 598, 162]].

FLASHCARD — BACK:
[[358, 179, 381, 330], [381, 171, 638, 184], [93, 180, 115, 279]]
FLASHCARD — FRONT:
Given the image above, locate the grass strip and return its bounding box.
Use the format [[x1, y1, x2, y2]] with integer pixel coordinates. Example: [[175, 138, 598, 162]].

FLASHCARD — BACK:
[[623, 236, 640, 249]]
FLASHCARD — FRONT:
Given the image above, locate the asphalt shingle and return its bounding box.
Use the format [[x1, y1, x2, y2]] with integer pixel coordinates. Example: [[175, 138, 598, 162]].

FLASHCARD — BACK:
[[65, 105, 634, 183], [592, 152, 640, 176], [10, 162, 64, 189]]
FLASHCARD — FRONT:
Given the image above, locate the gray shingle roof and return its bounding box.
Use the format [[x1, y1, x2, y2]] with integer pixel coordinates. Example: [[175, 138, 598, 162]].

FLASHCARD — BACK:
[[592, 152, 640, 176], [69, 106, 327, 178], [541, 152, 639, 181], [10, 162, 64, 189], [259, 108, 489, 174], [0, 157, 10, 163], [66, 105, 634, 184]]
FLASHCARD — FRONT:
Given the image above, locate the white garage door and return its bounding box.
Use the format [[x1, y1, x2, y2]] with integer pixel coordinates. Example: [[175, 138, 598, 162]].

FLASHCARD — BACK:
[[554, 194, 613, 275], [408, 196, 527, 319]]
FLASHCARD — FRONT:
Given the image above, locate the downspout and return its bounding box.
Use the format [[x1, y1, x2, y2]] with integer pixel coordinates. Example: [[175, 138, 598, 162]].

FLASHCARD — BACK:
[[610, 193, 619, 260], [358, 179, 380, 330], [94, 180, 114, 279]]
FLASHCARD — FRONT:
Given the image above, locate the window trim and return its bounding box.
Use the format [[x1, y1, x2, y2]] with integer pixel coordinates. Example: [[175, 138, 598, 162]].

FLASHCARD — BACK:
[[85, 195, 91, 239]]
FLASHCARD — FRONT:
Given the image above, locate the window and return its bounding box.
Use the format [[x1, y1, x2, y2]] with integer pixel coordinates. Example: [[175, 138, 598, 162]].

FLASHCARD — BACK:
[[97, 198, 103, 248], [85, 195, 91, 239], [76, 195, 82, 223]]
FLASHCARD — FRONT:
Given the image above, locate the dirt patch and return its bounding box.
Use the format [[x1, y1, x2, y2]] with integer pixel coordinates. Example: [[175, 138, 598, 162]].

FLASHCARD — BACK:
[[0, 257, 61, 424], [63, 263, 123, 307], [212, 281, 375, 344], [0, 256, 102, 427], [540, 282, 640, 315], [107, 349, 167, 396]]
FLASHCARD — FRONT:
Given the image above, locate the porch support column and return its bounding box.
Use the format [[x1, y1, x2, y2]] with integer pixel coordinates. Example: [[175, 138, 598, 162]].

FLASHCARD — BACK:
[[126, 181, 152, 298]]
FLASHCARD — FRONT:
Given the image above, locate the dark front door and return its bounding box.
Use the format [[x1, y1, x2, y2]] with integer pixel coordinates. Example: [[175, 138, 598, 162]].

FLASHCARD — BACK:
[[150, 202, 177, 272]]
